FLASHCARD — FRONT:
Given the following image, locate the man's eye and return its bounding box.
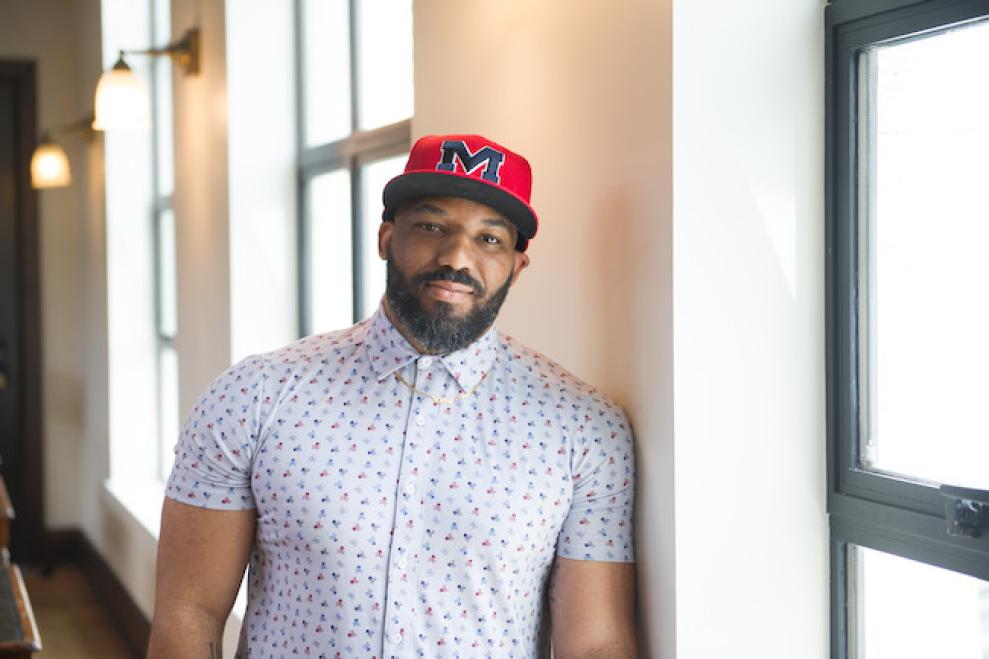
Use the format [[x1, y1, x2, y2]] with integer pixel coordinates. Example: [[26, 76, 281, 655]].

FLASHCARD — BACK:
[[417, 223, 441, 232], [480, 234, 501, 245]]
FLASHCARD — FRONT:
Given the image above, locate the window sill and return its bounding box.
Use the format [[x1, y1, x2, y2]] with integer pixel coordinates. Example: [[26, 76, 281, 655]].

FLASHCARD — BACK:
[[103, 477, 166, 540]]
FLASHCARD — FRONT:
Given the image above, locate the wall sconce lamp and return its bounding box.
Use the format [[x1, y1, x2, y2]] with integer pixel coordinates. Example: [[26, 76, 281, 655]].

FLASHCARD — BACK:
[[92, 27, 201, 131], [30, 116, 96, 189]]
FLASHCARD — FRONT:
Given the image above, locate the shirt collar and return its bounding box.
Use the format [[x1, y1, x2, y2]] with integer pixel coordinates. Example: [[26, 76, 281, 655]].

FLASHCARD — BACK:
[[362, 305, 499, 391]]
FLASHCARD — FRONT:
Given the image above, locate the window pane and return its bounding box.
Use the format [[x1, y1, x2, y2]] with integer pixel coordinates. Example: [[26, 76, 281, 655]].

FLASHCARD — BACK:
[[858, 19, 989, 489], [301, 0, 351, 146], [854, 545, 989, 659], [359, 154, 405, 319], [153, 57, 173, 197], [158, 343, 179, 483], [153, 0, 173, 196], [308, 170, 353, 333], [156, 208, 177, 339], [356, 0, 413, 131], [153, 0, 169, 44]]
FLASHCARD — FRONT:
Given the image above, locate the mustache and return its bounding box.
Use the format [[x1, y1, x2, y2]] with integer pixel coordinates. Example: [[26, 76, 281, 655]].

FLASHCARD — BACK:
[[412, 268, 485, 296]]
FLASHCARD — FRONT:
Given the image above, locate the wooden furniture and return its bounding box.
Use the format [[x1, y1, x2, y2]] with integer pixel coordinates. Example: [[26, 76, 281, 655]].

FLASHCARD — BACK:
[[0, 475, 39, 657], [0, 565, 40, 658], [0, 475, 14, 564]]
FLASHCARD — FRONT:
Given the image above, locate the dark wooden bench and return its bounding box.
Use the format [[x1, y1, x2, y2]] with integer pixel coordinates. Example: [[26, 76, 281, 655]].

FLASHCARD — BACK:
[[0, 474, 13, 565], [0, 564, 40, 658], [0, 475, 39, 657]]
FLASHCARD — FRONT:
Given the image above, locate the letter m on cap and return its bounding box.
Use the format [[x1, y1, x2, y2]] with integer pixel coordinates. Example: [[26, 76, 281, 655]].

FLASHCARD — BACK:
[[436, 140, 505, 184]]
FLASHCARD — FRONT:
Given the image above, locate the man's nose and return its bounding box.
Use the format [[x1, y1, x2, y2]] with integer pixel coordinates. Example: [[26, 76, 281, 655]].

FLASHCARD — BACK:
[[435, 230, 475, 273]]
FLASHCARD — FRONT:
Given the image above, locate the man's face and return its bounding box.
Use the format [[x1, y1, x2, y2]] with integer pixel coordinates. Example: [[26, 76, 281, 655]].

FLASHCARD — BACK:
[[379, 195, 530, 354]]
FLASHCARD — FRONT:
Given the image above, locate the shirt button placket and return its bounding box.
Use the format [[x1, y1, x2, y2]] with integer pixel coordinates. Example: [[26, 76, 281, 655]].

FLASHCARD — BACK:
[[386, 358, 435, 656]]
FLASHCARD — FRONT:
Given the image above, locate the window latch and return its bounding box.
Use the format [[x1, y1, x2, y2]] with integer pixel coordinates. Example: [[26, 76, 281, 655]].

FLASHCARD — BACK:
[[939, 484, 989, 539]]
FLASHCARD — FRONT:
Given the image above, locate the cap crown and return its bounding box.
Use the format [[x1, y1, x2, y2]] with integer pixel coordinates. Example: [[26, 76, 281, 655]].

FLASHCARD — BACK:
[[402, 134, 533, 206]]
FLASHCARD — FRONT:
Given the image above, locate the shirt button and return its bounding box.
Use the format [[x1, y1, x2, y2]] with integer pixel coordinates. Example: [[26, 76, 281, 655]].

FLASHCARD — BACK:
[[390, 632, 402, 644], [419, 357, 433, 369], [397, 557, 409, 569], [404, 483, 416, 495], [415, 414, 426, 426]]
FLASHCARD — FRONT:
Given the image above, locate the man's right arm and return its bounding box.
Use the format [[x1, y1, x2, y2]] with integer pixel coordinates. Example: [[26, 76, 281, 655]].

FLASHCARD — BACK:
[[147, 498, 256, 658]]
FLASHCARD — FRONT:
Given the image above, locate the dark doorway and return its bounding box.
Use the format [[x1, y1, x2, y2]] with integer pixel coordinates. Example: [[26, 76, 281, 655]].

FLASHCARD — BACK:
[[0, 60, 45, 563]]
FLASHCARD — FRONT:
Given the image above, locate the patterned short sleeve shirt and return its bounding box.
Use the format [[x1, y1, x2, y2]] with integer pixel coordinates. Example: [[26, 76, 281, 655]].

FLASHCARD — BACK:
[[166, 307, 635, 658]]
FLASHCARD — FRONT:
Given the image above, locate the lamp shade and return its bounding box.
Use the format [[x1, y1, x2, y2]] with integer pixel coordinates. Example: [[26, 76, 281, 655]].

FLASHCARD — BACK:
[[30, 140, 72, 188], [92, 57, 151, 131]]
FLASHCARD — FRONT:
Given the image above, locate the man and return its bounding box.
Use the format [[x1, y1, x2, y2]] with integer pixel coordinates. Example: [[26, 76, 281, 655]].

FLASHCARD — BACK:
[[148, 134, 637, 658]]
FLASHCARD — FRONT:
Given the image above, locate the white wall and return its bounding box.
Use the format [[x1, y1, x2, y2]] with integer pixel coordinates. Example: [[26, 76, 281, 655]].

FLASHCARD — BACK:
[[672, 1, 827, 656], [413, 1, 675, 655]]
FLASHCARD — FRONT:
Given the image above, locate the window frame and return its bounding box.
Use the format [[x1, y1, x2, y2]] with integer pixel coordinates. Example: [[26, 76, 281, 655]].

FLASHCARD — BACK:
[[150, 0, 178, 483], [825, 0, 989, 657], [293, 0, 412, 335]]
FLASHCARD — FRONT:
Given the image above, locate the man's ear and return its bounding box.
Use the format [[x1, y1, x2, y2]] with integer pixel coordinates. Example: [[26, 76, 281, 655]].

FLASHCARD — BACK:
[[378, 220, 394, 260], [510, 251, 530, 285]]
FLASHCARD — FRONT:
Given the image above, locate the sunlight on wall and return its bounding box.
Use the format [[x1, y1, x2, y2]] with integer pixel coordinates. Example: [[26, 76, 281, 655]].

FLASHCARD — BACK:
[[752, 180, 798, 298]]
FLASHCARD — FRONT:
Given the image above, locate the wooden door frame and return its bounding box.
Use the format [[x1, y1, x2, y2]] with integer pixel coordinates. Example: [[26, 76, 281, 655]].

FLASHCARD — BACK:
[[0, 60, 45, 563]]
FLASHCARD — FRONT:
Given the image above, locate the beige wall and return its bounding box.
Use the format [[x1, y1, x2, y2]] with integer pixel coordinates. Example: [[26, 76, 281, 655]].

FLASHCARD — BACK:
[[412, 1, 675, 655], [171, 0, 232, 416]]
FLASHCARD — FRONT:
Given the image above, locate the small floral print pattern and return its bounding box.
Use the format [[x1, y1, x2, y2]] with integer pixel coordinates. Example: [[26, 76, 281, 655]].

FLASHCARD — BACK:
[[166, 307, 635, 658]]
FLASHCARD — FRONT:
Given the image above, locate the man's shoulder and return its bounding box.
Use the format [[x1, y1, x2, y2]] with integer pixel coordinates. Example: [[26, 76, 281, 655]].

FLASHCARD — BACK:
[[496, 332, 627, 420], [258, 318, 372, 368]]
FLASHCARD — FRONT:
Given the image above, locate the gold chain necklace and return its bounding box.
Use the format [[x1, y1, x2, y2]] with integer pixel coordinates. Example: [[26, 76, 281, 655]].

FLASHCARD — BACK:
[[394, 368, 490, 405]]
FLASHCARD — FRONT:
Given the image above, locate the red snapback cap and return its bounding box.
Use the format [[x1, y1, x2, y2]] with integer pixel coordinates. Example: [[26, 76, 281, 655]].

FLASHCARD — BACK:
[[382, 134, 539, 252]]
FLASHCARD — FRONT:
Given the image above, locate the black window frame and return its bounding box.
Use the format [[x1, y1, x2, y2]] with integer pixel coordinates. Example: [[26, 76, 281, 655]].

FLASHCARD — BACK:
[[294, 0, 412, 336], [825, 0, 989, 657]]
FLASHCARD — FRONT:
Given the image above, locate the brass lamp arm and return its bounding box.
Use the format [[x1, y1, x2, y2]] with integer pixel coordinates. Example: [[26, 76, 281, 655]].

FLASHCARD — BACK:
[[120, 27, 200, 76]]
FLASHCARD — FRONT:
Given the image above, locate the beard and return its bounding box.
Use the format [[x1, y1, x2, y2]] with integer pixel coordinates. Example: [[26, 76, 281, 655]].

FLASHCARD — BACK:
[[385, 249, 514, 355]]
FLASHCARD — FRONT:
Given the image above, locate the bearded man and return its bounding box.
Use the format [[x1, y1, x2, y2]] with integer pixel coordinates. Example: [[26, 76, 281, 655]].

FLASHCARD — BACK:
[[148, 135, 637, 659]]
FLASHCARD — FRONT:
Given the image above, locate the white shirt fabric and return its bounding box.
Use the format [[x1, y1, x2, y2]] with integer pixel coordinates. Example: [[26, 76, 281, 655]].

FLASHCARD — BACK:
[[166, 306, 635, 658]]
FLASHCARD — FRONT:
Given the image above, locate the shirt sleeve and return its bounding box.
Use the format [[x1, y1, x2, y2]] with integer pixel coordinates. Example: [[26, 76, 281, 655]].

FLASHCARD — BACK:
[[556, 396, 635, 562], [164, 354, 267, 510]]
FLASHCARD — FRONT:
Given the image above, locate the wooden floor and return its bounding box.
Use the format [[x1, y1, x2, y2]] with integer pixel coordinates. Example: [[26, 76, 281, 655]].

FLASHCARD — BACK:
[[21, 564, 134, 659]]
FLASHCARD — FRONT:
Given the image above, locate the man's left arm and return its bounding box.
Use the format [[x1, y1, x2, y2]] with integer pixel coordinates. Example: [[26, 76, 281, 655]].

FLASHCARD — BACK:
[[550, 391, 638, 657], [549, 557, 638, 658]]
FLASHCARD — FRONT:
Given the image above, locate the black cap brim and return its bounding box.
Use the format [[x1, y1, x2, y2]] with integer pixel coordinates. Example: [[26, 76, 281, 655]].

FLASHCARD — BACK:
[[382, 172, 537, 252]]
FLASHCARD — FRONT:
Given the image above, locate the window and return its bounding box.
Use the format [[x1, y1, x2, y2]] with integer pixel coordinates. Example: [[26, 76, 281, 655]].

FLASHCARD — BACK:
[[296, 0, 414, 335], [826, 1, 989, 657], [102, 0, 175, 492]]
